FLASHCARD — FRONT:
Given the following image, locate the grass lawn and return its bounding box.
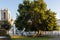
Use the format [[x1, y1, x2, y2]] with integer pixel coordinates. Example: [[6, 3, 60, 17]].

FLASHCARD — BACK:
[[12, 36, 53, 40]]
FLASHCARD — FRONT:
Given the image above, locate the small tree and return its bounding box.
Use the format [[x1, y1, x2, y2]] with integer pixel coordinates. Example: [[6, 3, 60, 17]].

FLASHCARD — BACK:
[[1, 21, 11, 31]]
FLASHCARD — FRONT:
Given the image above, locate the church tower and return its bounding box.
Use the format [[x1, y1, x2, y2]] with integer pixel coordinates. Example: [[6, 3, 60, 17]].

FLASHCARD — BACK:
[[0, 9, 14, 26], [1, 9, 11, 22]]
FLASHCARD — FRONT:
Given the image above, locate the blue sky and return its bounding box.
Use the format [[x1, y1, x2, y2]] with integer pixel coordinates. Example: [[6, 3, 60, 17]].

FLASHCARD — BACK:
[[45, 0, 60, 19], [0, 0, 23, 20], [0, 0, 60, 20]]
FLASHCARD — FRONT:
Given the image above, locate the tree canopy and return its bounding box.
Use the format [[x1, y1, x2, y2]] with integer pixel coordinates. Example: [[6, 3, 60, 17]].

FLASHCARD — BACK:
[[15, 0, 58, 31]]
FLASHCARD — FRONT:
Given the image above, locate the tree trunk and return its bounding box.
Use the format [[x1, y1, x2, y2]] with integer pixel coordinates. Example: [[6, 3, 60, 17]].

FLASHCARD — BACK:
[[37, 30, 42, 37]]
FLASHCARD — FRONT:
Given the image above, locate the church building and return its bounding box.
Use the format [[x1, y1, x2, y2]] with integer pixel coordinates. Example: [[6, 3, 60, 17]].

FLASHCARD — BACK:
[[0, 9, 14, 27]]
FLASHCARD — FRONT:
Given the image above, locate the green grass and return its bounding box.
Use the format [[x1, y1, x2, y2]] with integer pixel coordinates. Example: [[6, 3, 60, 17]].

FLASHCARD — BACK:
[[12, 36, 53, 40]]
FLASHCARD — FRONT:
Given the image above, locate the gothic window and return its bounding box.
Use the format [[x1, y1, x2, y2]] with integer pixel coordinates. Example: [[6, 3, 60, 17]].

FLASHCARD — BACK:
[[4, 12, 6, 19]]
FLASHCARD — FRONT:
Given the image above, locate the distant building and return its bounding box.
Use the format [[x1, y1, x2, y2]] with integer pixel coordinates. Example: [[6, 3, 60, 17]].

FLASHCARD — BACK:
[[0, 9, 14, 26], [57, 19, 60, 26]]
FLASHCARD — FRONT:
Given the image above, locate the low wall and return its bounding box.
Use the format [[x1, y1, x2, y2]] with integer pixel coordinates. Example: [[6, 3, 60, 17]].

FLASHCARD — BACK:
[[41, 31, 60, 36]]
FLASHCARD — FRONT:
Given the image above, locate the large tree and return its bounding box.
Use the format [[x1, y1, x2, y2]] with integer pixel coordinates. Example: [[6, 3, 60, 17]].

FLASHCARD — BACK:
[[15, 0, 57, 32]]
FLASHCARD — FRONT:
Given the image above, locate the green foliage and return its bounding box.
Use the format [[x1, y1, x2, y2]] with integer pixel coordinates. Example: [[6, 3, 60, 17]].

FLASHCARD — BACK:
[[15, 0, 58, 31], [0, 29, 6, 36], [56, 26, 60, 30], [1, 21, 11, 31]]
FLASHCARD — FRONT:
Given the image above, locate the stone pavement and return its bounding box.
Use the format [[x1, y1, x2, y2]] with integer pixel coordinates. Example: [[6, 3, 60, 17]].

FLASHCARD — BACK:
[[0, 36, 11, 40]]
